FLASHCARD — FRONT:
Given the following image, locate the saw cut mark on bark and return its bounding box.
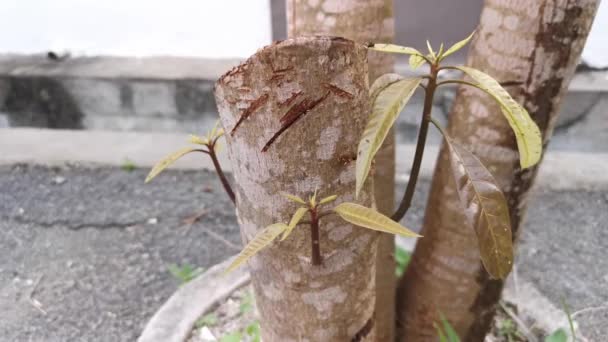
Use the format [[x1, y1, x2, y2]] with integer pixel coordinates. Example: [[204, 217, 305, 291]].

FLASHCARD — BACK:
[[269, 65, 294, 82], [231, 93, 269, 136], [351, 315, 375, 342], [278, 91, 303, 107], [262, 92, 330, 152], [323, 83, 355, 99]]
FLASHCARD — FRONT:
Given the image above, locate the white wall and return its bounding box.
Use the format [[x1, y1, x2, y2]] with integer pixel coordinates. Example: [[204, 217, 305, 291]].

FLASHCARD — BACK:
[[0, 0, 605, 67], [581, 1, 607, 68], [0, 0, 273, 58]]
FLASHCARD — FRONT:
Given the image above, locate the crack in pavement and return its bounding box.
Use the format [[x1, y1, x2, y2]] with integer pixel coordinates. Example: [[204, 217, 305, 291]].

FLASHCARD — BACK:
[[4, 215, 146, 230]]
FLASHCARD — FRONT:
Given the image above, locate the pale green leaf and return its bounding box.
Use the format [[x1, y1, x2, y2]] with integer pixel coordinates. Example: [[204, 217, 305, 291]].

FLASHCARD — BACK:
[[319, 194, 338, 205], [356, 77, 423, 198], [369, 74, 404, 101], [456, 66, 542, 168], [333, 202, 421, 237], [409, 54, 426, 69], [426, 40, 436, 60], [225, 223, 287, 273], [281, 207, 308, 241], [189, 134, 209, 145], [368, 43, 422, 56], [437, 43, 445, 58], [145, 147, 200, 183], [280, 192, 307, 205], [441, 31, 475, 60]]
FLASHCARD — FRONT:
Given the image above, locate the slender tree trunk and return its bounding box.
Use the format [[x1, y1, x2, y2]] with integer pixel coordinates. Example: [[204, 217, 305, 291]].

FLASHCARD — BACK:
[[286, 2, 397, 340], [396, 0, 599, 340], [215, 37, 378, 341]]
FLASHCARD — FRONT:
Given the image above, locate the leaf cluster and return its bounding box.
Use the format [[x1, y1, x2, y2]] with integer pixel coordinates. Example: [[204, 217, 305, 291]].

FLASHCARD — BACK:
[[364, 32, 542, 279]]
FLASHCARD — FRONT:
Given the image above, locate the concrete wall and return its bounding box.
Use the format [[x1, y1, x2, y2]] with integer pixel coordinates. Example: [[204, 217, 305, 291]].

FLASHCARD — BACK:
[[0, 56, 240, 132]]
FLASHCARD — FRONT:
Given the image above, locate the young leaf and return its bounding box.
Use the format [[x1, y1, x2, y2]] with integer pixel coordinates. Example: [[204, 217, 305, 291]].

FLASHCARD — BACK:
[[145, 147, 201, 183], [455, 66, 542, 169], [437, 43, 445, 59], [225, 223, 287, 273], [280, 192, 307, 205], [426, 40, 436, 60], [319, 194, 338, 205], [309, 188, 318, 207], [409, 54, 426, 69], [209, 120, 223, 139], [443, 136, 514, 279], [441, 31, 475, 60], [356, 77, 423, 198], [281, 207, 309, 241], [367, 43, 422, 56], [189, 134, 208, 145], [333, 202, 421, 237]]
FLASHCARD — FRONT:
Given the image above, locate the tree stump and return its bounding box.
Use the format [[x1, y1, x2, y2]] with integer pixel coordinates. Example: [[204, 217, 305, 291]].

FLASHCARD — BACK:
[[215, 36, 378, 341]]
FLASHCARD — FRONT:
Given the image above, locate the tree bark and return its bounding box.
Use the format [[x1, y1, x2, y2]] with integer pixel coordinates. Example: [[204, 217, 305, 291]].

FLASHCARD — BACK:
[[396, 0, 599, 340], [215, 36, 378, 341], [286, 2, 396, 340]]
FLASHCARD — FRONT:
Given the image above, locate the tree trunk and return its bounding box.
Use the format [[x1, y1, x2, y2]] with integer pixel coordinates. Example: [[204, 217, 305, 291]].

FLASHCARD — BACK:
[[286, 2, 397, 340], [396, 0, 599, 340], [215, 36, 378, 341]]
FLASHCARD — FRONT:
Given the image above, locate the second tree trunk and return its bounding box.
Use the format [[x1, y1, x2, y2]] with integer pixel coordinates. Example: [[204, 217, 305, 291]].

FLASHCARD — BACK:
[[396, 0, 599, 340], [286, 2, 397, 340]]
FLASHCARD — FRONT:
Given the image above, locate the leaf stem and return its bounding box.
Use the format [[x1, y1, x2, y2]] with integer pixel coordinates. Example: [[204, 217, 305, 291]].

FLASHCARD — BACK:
[[429, 117, 448, 138], [391, 63, 439, 222], [309, 209, 322, 265], [300, 211, 333, 225], [208, 143, 236, 205]]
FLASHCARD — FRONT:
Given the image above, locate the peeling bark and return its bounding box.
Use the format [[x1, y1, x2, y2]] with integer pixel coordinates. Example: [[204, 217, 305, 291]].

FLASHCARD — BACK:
[[396, 0, 599, 341], [286, 2, 397, 340], [215, 37, 378, 341]]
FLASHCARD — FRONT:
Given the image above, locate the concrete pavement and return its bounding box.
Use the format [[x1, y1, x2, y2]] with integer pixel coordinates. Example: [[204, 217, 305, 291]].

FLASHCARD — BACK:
[[0, 128, 607, 341]]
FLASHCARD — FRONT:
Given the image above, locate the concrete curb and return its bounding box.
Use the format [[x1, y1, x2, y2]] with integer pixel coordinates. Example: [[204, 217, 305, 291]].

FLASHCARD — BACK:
[[2, 128, 607, 190], [138, 257, 250, 342], [141, 248, 587, 342], [0, 128, 230, 172], [502, 278, 588, 341]]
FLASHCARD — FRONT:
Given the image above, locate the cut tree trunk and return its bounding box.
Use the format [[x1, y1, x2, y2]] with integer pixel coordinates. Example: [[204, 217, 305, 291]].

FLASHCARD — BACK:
[[215, 36, 378, 341], [396, 0, 599, 341], [286, 2, 397, 340]]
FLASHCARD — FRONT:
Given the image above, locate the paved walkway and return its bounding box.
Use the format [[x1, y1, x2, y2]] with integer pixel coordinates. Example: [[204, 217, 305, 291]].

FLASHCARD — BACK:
[[0, 163, 606, 341], [0, 165, 239, 342]]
